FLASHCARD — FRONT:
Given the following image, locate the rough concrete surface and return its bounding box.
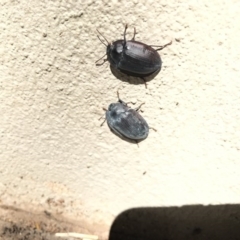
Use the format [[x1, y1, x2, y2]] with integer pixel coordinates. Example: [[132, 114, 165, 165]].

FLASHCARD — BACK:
[[0, 205, 76, 240], [0, 0, 240, 239]]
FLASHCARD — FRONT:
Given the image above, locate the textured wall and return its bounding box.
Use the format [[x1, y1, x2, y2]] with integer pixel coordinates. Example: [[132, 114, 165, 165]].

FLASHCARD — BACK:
[[1, 0, 240, 238]]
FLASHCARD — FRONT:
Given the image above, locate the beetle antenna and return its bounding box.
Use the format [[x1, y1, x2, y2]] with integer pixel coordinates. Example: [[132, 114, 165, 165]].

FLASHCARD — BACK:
[[117, 90, 123, 102], [117, 90, 122, 103], [117, 90, 120, 100], [99, 107, 107, 126], [95, 54, 107, 65], [96, 29, 110, 46], [132, 27, 137, 41], [123, 24, 128, 45], [97, 34, 108, 47]]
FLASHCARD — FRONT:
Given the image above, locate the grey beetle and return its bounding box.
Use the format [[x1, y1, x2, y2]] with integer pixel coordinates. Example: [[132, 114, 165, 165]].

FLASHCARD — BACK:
[[96, 24, 172, 87], [100, 91, 149, 141]]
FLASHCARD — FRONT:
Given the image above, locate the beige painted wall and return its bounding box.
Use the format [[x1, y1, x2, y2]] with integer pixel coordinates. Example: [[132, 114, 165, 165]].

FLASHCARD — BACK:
[[0, 0, 240, 238]]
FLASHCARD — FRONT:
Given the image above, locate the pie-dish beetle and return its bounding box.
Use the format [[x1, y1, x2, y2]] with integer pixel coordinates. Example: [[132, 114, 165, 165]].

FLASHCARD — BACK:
[[96, 24, 172, 87], [100, 91, 150, 142]]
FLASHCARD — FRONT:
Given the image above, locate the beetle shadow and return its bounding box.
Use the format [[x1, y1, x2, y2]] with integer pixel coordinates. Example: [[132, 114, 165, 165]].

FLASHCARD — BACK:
[[110, 65, 161, 87], [108, 126, 146, 146]]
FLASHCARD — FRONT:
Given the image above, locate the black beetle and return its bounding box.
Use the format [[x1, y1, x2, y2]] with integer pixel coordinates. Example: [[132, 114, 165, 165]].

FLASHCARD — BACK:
[[100, 91, 150, 142], [96, 24, 172, 87]]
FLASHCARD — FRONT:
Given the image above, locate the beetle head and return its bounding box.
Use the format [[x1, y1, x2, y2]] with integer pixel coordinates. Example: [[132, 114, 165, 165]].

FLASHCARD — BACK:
[[108, 103, 116, 111], [106, 40, 124, 67], [96, 29, 124, 67], [108, 102, 122, 111], [108, 101, 128, 114]]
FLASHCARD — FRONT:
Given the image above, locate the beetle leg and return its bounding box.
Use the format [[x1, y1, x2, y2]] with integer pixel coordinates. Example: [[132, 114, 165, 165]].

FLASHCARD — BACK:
[[149, 127, 157, 132], [140, 77, 147, 88], [135, 140, 139, 147], [153, 40, 172, 51], [100, 118, 106, 126], [125, 101, 134, 106], [131, 27, 137, 41], [95, 54, 107, 66], [135, 102, 145, 112], [96, 58, 108, 66]]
